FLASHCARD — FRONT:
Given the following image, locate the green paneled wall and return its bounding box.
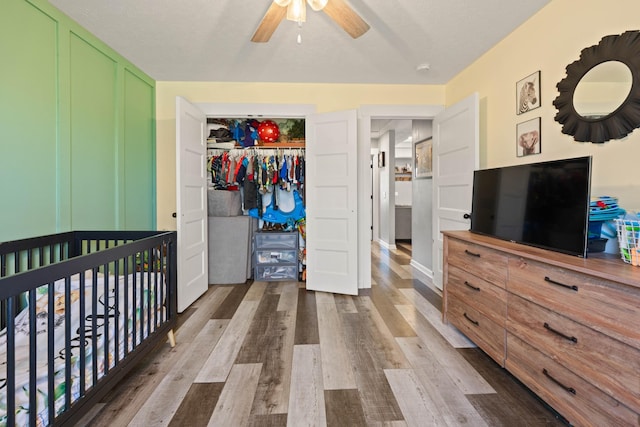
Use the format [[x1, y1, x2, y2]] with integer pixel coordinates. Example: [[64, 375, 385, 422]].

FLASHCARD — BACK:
[[70, 33, 118, 229], [0, 0, 58, 238], [124, 71, 156, 229], [0, 0, 156, 241]]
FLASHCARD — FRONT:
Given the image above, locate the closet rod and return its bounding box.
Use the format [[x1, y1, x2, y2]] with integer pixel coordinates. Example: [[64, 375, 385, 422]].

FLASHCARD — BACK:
[[208, 147, 305, 157]]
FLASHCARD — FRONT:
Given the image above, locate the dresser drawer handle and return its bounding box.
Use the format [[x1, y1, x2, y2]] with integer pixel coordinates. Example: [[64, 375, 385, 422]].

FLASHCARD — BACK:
[[463, 312, 479, 326], [542, 368, 576, 395], [543, 322, 578, 343], [464, 249, 481, 258], [544, 276, 578, 292], [464, 281, 481, 291]]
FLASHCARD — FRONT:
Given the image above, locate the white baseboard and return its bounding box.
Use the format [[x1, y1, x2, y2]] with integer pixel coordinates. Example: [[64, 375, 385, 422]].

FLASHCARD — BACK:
[[409, 260, 442, 295], [377, 239, 397, 250]]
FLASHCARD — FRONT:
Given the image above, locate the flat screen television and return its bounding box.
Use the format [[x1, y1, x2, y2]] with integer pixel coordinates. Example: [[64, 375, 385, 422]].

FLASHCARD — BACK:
[[470, 156, 592, 257]]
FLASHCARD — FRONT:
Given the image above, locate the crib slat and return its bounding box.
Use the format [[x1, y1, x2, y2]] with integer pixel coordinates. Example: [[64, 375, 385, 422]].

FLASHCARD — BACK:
[[91, 268, 99, 387], [79, 272, 87, 397], [64, 276, 72, 413], [7, 296, 16, 427], [146, 252, 151, 337], [47, 282, 55, 425], [114, 259, 120, 367], [133, 261, 138, 350], [102, 262, 110, 377], [28, 289, 36, 427]]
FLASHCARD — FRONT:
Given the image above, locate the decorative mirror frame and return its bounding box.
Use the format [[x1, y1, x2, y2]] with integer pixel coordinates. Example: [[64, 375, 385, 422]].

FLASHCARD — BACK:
[[553, 30, 640, 143]]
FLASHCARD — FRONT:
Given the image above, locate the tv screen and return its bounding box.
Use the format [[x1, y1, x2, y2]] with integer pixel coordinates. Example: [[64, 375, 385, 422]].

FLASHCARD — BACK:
[[470, 156, 592, 257]]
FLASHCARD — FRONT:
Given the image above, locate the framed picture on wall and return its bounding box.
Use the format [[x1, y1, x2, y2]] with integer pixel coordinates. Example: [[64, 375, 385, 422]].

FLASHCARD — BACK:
[[378, 151, 386, 167], [516, 70, 541, 115], [414, 138, 433, 179], [516, 117, 541, 157]]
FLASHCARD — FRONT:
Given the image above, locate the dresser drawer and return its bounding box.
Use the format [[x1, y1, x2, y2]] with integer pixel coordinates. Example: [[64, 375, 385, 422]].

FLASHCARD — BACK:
[[447, 264, 507, 327], [508, 257, 640, 350], [506, 333, 638, 427], [448, 297, 505, 366], [447, 238, 508, 288], [507, 294, 640, 413]]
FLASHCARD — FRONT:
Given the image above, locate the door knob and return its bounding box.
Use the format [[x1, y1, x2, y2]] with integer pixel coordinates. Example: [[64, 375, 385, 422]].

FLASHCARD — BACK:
[[463, 213, 471, 219], [172, 212, 177, 218]]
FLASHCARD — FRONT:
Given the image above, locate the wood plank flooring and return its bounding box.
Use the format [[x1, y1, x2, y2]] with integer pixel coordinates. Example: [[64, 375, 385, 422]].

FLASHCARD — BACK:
[[79, 242, 566, 426]]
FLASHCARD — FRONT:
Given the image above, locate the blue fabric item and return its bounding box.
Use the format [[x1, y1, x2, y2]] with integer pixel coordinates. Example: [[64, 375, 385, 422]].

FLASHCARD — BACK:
[[242, 122, 254, 147], [280, 156, 288, 181], [231, 120, 244, 143], [248, 189, 305, 224]]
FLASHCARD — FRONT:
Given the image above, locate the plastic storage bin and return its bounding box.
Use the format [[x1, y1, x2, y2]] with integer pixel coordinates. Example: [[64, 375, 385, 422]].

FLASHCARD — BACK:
[[253, 231, 298, 281], [615, 219, 640, 265]]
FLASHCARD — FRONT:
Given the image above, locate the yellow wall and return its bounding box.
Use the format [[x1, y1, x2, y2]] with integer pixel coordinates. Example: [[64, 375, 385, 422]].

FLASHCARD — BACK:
[[446, 0, 640, 210], [156, 82, 445, 229], [157, 0, 640, 229]]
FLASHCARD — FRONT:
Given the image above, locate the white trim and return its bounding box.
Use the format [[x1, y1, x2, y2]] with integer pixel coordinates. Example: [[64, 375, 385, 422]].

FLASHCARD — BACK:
[[410, 259, 432, 279], [377, 239, 397, 250], [359, 105, 444, 118], [409, 260, 441, 297], [196, 103, 316, 117]]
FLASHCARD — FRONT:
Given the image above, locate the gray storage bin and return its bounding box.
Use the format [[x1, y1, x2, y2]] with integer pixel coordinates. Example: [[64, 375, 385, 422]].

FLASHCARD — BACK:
[[207, 189, 242, 217], [208, 216, 256, 284]]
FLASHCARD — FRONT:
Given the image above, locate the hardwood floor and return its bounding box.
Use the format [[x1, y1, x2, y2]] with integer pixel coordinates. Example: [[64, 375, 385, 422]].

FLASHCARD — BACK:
[[79, 243, 566, 426]]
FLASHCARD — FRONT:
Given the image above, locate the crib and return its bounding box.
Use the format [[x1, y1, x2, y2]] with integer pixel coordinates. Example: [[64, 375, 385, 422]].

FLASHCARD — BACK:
[[0, 230, 177, 426]]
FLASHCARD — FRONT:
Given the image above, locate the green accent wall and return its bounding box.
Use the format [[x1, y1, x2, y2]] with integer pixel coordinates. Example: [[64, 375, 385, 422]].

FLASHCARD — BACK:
[[0, 0, 156, 241]]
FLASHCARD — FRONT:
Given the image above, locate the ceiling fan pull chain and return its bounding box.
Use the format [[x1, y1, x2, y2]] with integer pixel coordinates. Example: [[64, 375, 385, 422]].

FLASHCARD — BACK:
[[297, 21, 303, 44]]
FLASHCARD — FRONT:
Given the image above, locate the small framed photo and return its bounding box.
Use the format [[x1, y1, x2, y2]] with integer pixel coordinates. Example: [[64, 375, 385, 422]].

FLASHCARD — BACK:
[[414, 138, 433, 179], [516, 71, 541, 115], [516, 117, 541, 157]]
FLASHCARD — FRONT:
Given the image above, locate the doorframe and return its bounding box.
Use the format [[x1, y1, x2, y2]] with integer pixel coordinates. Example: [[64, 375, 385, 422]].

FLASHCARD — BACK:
[[358, 105, 444, 289]]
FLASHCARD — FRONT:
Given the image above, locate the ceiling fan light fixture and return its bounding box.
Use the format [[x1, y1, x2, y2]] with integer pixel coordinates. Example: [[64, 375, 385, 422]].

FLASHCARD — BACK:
[[286, 0, 306, 22], [307, 0, 328, 11]]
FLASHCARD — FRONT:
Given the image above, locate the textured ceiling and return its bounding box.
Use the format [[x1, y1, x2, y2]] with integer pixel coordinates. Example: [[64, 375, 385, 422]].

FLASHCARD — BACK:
[[48, 0, 550, 84]]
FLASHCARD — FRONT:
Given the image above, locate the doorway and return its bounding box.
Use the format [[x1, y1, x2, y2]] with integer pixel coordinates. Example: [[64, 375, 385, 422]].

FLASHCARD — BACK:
[[364, 112, 438, 282]]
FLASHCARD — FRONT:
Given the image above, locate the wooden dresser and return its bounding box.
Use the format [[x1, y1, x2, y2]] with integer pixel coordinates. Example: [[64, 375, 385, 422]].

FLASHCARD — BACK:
[[443, 231, 640, 427]]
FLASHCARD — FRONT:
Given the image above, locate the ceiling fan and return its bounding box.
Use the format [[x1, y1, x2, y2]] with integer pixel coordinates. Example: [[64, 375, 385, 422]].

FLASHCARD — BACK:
[[251, 0, 370, 43]]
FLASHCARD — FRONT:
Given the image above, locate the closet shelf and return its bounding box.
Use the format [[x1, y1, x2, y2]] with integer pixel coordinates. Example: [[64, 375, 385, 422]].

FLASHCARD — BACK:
[[258, 140, 305, 148]]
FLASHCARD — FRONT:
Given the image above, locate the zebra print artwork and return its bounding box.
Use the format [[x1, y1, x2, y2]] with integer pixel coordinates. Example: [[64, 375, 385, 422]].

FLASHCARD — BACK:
[[516, 71, 540, 115]]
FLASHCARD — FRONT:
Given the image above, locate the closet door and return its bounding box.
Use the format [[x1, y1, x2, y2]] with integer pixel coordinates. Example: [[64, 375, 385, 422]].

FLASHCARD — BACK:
[[305, 110, 358, 295], [176, 97, 208, 312]]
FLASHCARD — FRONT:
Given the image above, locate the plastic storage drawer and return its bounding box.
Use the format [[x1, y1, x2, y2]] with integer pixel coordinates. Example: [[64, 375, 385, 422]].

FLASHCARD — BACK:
[[254, 232, 297, 249], [255, 249, 297, 264], [253, 231, 299, 282], [255, 265, 298, 281]]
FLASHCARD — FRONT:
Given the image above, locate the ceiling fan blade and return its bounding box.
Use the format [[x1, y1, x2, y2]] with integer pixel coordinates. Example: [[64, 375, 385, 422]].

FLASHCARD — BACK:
[[251, 2, 287, 43], [322, 0, 369, 39]]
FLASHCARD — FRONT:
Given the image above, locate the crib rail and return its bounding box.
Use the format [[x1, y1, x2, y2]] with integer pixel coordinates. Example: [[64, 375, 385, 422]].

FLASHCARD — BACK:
[[0, 231, 177, 426]]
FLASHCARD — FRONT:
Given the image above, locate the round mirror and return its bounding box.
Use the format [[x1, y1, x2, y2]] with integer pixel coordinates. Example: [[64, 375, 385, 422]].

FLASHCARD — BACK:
[[553, 30, 640, 143], [573, 61, 632, 119]]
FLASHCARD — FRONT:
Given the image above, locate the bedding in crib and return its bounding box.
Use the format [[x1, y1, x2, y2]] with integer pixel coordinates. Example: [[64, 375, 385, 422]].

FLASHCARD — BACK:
[[0, 271, 166, 426]]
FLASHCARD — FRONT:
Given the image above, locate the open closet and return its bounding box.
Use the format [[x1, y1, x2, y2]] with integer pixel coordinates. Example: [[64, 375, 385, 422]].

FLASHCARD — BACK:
[[205, 117, 307, 285]]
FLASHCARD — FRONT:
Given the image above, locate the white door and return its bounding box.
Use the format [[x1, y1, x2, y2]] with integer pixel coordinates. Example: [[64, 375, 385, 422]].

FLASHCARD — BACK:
[[305, 110, 359, 295], [176, 97, 208, 312], [432, 93, 479, 290]]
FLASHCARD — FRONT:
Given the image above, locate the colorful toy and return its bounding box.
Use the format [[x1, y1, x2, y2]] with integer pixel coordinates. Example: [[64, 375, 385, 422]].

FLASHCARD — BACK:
[[257, 120, 280, 143]]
